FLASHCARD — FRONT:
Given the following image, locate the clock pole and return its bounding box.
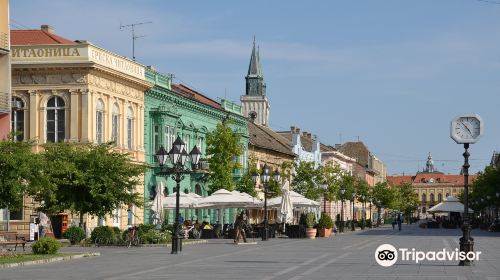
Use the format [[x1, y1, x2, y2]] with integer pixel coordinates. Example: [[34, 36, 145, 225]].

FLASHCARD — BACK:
[[459, 143, 474, 266]]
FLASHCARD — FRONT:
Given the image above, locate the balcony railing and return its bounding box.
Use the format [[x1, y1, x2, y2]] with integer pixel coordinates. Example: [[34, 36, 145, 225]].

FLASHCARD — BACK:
[[0, 92, 9, 114], [0, 31, 9, 52]]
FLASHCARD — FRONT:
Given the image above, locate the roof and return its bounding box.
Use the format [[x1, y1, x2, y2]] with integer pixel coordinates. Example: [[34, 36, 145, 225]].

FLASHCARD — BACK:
[[171, 84, 221, 110], [387, 173, 478, 186], [338, 142, 370, 167], [248, 122, 296, 157], [11, 30, 76, 45], [276, 131, 333, 153]]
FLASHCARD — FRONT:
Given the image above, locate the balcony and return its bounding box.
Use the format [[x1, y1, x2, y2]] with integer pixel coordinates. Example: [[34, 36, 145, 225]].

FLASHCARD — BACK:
[[0, 92, 9, 114], [0, 31, 9, 54], [192, 159, 210, 173]]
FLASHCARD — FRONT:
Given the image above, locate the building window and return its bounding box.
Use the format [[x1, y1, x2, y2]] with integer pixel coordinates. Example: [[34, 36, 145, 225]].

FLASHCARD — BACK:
[[153, 125, 159, 156], [112, 208, 120, 226], [430, 193, 435, 203], [164, 126, 175, 151], [127, 107, 134, 150], [183, 133, 190, 152], [96, 99, 104, 144], [446, 193, 450, 198], [197, 137, 203, 154], [127, 205, 134, 226], [46, 96, 65, 143], [9, 208, 23, 220], [438, 193, 442, 202], [111, 103, 119, 145], [10, 97, 25, 142], [422, 193, 427, 203]]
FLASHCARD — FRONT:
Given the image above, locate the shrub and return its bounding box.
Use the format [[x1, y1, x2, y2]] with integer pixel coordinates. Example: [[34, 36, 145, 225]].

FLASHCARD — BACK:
[[32, 237, 61, 254], [91, 226, 115, 243], [305, 212, 316, 228], [62, 226, 86, 244], [318, 213, 333, 229]]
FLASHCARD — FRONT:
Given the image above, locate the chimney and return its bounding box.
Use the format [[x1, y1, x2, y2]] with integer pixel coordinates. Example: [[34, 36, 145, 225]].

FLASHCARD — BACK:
[[307, 133, 312, 139], [303, 131, 308, 137], [41, 25, 55, 34], [290, 126, 296, 133]]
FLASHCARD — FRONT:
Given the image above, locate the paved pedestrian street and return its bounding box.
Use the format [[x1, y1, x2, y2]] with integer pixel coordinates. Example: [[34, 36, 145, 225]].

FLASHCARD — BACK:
[[2, 225, 500, 280]]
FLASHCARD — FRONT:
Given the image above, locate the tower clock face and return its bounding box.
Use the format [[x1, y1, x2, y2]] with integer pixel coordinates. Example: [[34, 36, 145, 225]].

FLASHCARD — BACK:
[[450, 114, 483, 144]]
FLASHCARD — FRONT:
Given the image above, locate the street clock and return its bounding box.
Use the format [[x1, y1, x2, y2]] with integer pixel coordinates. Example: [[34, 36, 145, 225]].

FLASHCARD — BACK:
[[450, 114, 484, 144]]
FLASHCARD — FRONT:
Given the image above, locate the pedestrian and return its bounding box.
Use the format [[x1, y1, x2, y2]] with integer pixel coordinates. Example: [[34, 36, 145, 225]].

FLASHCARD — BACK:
[[397, 213, 402, 231], [233, 211, 248, 244], [391, 217, 396, 230]]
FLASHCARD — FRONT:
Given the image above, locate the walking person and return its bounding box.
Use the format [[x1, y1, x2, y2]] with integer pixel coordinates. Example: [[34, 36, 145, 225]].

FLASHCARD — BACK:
[[391, 215, 396, 230], [233, 211, 248, 244]]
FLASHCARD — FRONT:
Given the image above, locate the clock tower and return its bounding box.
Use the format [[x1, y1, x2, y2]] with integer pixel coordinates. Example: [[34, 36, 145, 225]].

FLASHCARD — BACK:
[[241, 38, 270, 126]]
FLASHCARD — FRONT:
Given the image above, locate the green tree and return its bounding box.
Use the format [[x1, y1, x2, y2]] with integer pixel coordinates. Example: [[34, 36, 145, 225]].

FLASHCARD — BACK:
[[206, 120, 242, 193], [0, 136, 46, 214], [396, 182, 419, 224], [470, 166, 500, 212], [292, 161, 320, 200], [316, 162, 344, 203], [371, 182, 395, 226], [33, 142, 145, 226], [236, 158, 258, 197]]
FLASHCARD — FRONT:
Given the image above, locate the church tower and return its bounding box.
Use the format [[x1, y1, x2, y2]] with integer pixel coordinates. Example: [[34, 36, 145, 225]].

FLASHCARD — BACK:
[[241, 38, 270, 126]]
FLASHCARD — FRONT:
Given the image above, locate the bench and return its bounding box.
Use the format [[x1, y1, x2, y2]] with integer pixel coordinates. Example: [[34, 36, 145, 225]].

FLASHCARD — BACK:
[[0, 231, 27, 251]]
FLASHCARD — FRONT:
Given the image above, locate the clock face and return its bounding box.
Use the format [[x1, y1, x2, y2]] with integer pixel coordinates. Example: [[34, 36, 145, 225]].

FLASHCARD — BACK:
[[450, 114, 483, 144]]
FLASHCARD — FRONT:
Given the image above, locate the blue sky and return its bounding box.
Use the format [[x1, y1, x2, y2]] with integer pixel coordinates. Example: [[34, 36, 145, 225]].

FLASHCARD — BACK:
[[10, 0, 500, 175]]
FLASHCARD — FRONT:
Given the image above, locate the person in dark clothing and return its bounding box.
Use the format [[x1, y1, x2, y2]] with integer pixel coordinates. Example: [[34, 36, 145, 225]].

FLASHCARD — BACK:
[[234, 211, 248, 244], [397, 213, 402, 231]]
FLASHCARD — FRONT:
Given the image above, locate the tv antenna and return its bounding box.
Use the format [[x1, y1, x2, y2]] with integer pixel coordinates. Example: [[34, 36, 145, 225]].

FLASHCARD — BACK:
[[120, 21, 152, 61]]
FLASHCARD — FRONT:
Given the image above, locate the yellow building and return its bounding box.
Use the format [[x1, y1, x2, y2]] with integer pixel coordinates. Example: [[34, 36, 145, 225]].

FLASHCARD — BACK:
[[0, 0, 11, 139], [9, 25, 152, 235]]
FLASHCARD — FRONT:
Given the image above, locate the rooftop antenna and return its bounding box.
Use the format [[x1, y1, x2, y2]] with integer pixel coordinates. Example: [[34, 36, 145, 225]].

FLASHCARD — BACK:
[[120, 21, 152, 61]]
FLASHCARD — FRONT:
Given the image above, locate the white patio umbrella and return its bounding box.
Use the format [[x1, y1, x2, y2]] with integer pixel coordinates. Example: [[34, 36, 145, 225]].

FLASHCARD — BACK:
[[151, 182, 167, 225], [193, 189, 257, 226], [231, 190, 263, 208], [163, 191, 200, 209], [277, 181, 294, 226], [268, 190, 320, 208], [428, 196, 473, 213]]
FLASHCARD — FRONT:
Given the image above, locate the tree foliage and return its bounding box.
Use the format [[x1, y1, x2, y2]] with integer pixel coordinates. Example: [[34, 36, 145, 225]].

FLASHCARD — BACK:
[[316, 162, 344, 202], [291, 161, 320, 200], [33, 142, 145, 224], [0, 136, 46, 211], [470, 166, 500, 210], [395, 182, 419, 220], [236, 158, 258, 197], [206, 120, 242, 193]]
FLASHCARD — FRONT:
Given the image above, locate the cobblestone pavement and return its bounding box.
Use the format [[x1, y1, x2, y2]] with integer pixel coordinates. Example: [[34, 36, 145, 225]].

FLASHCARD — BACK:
[[1, 224, 499, 280]]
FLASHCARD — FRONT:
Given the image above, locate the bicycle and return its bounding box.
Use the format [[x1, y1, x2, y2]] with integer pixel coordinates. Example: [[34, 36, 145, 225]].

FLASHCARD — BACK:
[[182, 225, 201, 239], [126, 226, 140, 248]]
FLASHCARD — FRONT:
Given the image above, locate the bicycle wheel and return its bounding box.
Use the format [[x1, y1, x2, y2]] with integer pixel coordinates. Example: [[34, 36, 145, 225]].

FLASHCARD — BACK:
[[192, 228, 201, 239], [132, 236, 140, 247]]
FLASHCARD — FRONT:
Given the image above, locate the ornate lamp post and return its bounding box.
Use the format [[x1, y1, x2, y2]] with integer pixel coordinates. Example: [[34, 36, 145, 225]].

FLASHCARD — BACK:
[[340, 187, 346, 233], [155, 136, 201, 254], [361, 195, 366, 230], [369, 199, 373, 228], [252, 164, 280, 241], [351, 192, 356, 231]]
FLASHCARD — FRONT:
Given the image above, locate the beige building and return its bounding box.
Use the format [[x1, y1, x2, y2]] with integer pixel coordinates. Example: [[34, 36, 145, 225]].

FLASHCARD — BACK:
[[0, 0, 10, 139], [7, 26, 152, 235]]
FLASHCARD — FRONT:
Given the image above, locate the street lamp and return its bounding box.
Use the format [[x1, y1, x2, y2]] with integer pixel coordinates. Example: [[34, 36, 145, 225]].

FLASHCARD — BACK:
[[361, 195, 366, 230], [369, 199, 373, 228], [155, 136, 201, 254], [252, 163, 280, 241], [340, 187, 346, 233], [351, 192, 356, 231]]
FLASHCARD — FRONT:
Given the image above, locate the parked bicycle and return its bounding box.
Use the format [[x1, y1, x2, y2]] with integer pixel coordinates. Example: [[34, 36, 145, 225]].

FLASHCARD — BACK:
[[126, 226, 140, 248]]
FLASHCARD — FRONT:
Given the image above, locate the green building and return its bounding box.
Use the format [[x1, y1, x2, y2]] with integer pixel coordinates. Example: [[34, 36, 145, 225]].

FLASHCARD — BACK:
[[143, 68, 249, 225]]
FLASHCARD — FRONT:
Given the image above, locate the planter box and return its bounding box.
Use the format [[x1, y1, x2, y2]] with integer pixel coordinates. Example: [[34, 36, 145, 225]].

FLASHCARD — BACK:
[[318, 228, 332, 238]]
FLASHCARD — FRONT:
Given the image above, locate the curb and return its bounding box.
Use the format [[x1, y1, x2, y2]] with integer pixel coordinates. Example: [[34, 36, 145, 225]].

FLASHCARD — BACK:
[[1, 252, 100, 269], [140, 240, 208, 247]]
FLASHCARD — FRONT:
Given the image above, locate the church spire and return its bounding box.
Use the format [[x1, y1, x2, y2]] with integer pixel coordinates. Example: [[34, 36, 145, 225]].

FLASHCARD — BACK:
[[425, 152, 435, 173], [247, 36, 262, 77]]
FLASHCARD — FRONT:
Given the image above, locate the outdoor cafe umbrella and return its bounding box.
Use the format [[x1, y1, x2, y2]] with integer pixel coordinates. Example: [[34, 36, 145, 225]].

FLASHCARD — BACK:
[[152, 182, 167, 225], [268, 190, 320, 209], [193, 189, 257, 227], [163, 191, 200, 209], [428, 196, 473, 213], [277, 181, 294, 225]]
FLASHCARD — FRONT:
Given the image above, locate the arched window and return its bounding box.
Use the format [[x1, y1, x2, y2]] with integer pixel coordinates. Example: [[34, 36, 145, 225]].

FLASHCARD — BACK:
[[11, 97, 25, 142], [446, 193, 450, 198], [127, 107, 134, 150], [422, 193, 427, 203], [111, 103, 119, 145], [96, 99, 104, 144], [438, 193, 442, 202], [430, 193, 435, 203], [46, 96, 65, 143]]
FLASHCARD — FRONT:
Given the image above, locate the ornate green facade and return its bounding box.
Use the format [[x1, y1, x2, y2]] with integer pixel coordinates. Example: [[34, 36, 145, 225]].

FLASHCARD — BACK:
[[143, 68, 249, 224]]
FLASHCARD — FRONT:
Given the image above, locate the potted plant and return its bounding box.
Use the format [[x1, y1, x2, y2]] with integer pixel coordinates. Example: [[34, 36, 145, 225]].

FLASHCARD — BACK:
[[305, 212, 317, 239], [318, 213, 333, 237]]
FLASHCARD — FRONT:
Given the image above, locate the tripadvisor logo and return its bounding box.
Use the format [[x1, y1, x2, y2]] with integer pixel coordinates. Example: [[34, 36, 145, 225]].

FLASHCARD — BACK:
[[375, 244, 482, 267]]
